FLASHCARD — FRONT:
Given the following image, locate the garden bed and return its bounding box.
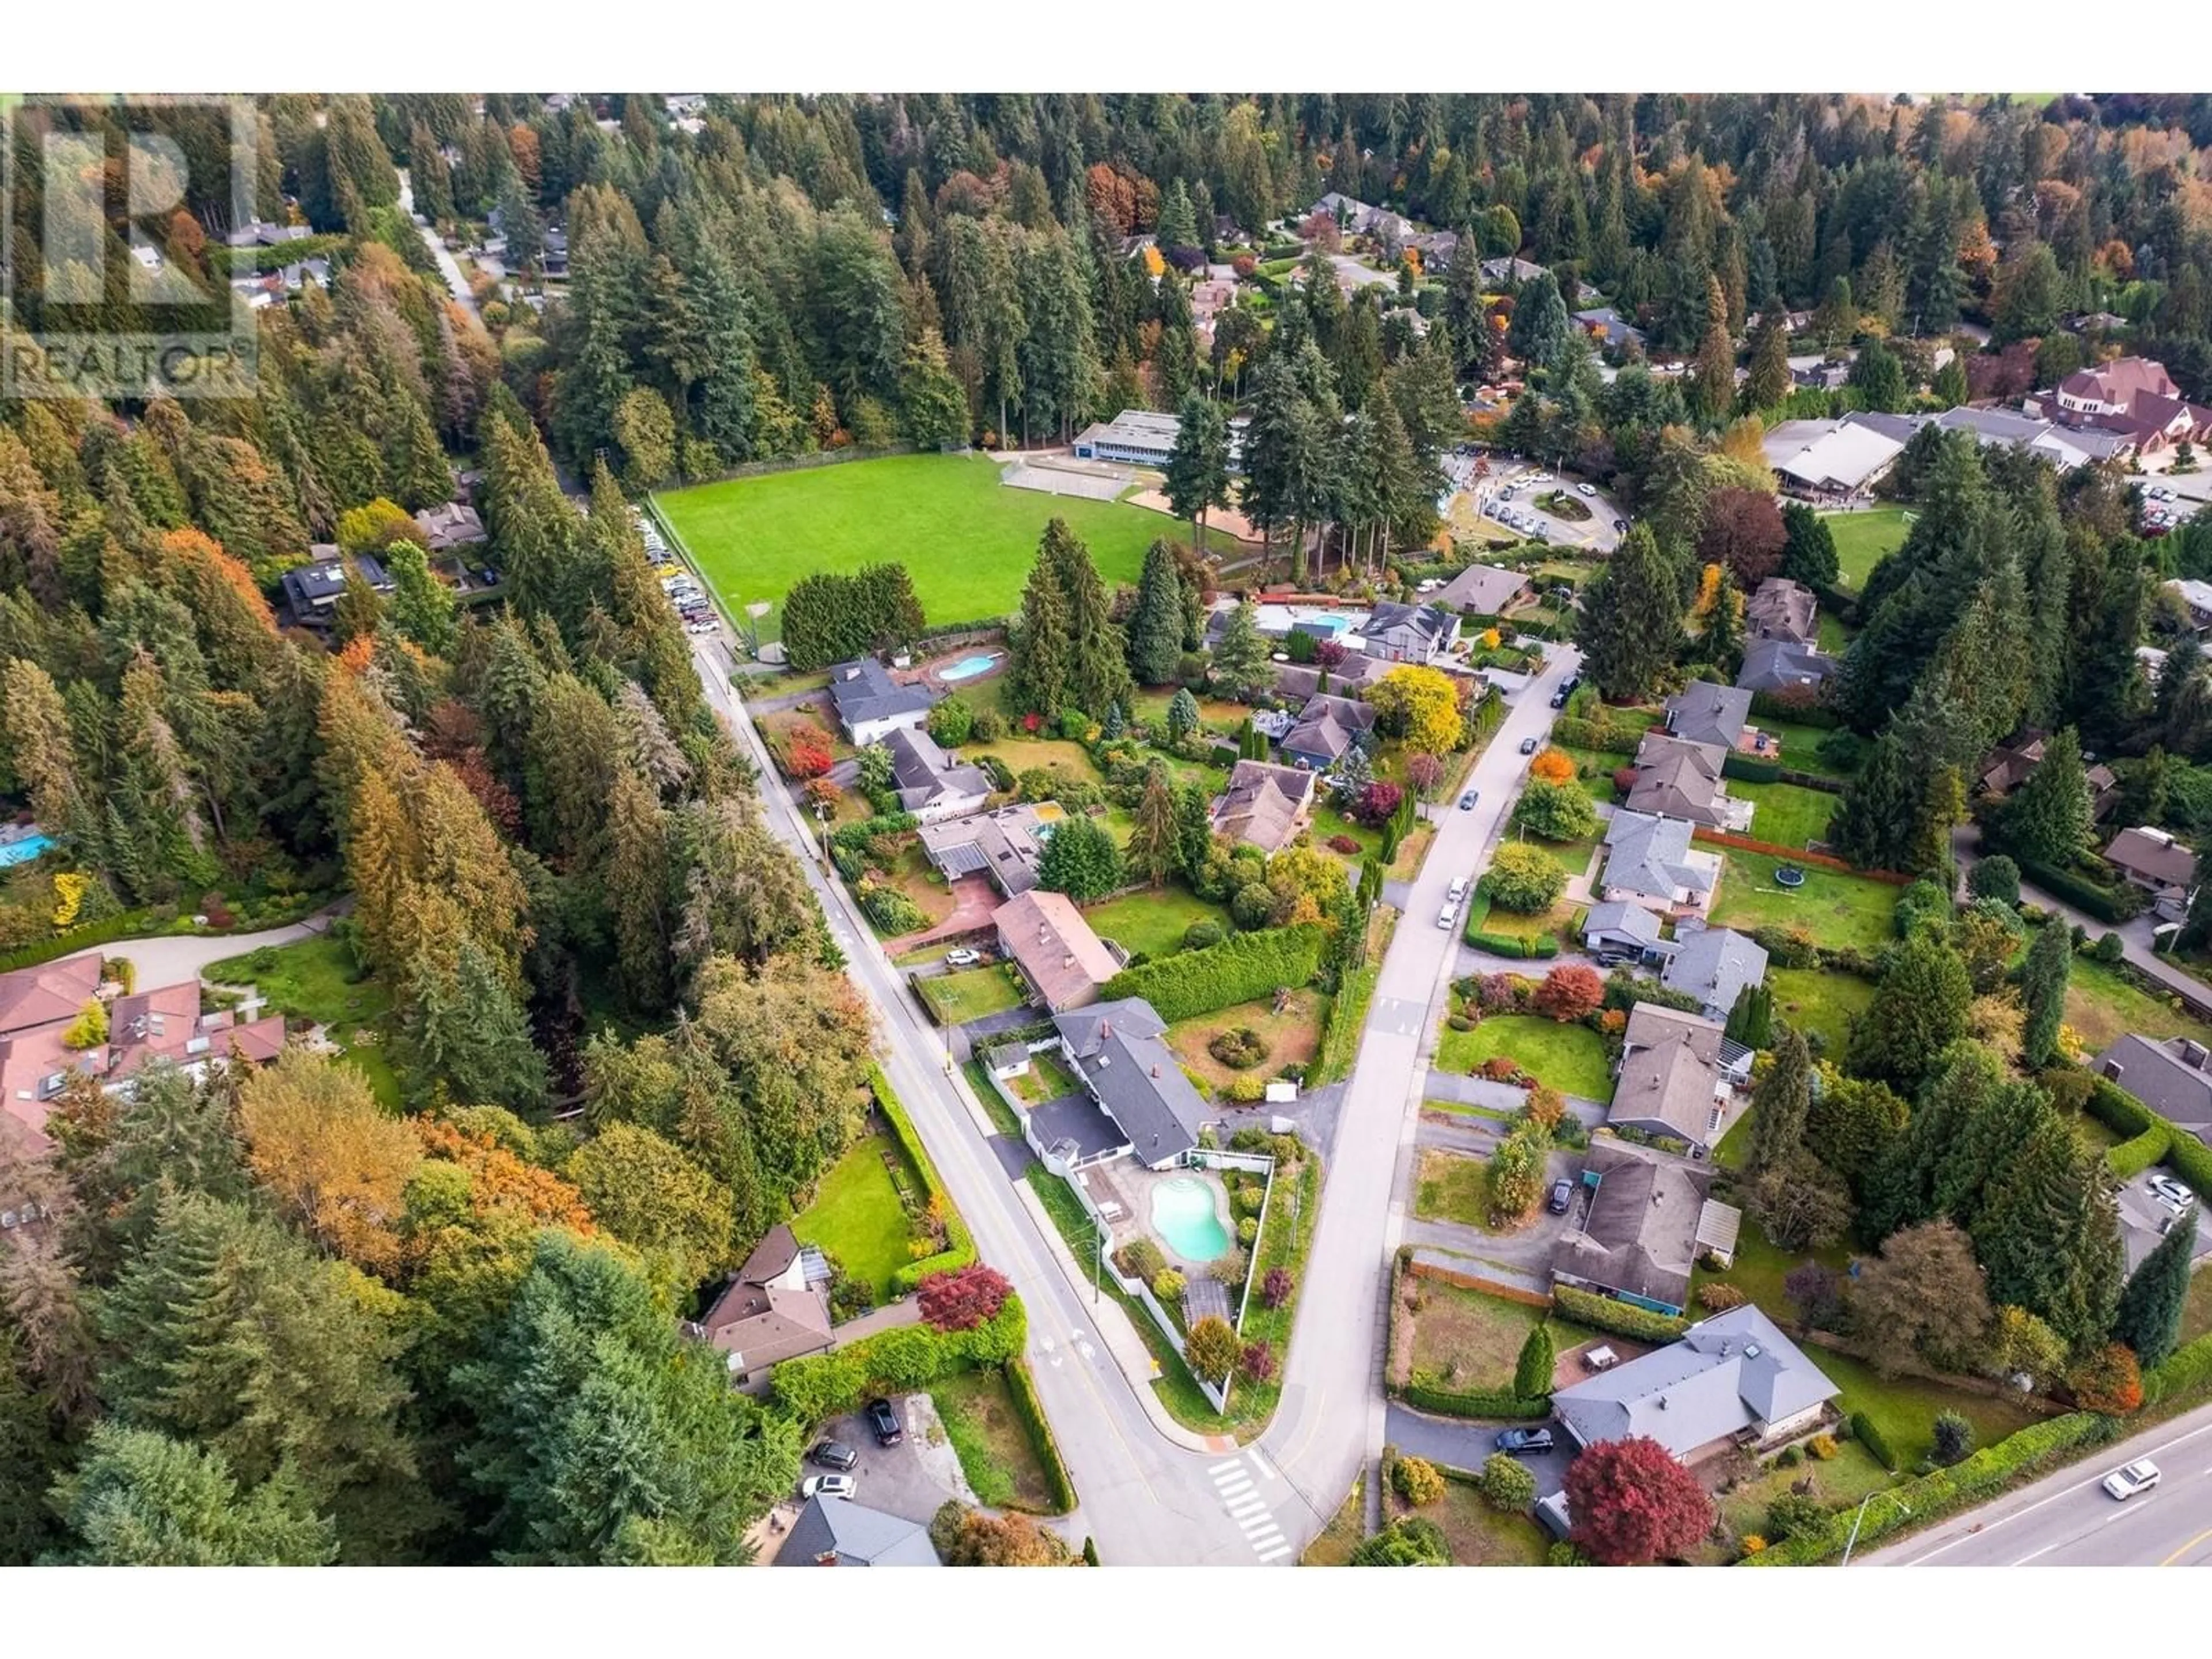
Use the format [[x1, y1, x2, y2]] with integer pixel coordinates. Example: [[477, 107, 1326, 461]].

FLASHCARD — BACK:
[[1166, 993, 1325, 1096]]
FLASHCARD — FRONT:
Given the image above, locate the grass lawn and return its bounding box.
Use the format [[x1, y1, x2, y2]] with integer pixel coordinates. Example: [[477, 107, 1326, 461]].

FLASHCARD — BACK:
[[1817, 611, 1855, 657], [929, 1368, 1063, 1514], [919, 964, 1025, 1024], [1768, 965, 1876, 1058], [1406, 1278, 1547, 1387], [1389, 1478, 1549, 1566], [1435, 1014, 1615, 1101], [1083, 887, 1229, 961], [2063, 956, 2212, 1054], [1555, 745, 1625, 801], [203, 935, 400, 1109], [1412, 1149, 1490, 1229], [1007, 1048, 1082, 1105], [962, 735, 1104, 787], [1527, 833, 1600, 879], [1756, 717, 1857, 779], [1708, 1442, 1898, 1560], [2181, 1266, 2212, 1344], [1167, 991, 1325, 1094], [1475, 898, 1576, 941], [790, 1133, 919, 1302], [1821, 505, 1913, 592], [659, 453, 1238, 628], [1301, 1478, 1368, 1565], [1732, 779, 1839, 851], [1711, 851, 1900, 953], [1127, 688, 1249, 735]]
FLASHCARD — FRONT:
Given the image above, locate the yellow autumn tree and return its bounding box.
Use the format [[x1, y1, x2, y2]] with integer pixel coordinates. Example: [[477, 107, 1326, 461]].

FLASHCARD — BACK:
[[238, 1048, 423, 1278], [1372, 665, 1464, 757], [1694, 562, 1726, 618]]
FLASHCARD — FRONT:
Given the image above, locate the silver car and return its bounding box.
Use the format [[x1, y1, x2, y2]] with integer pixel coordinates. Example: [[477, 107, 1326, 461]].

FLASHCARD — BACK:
[[2102, 1460, 2160, 1501]]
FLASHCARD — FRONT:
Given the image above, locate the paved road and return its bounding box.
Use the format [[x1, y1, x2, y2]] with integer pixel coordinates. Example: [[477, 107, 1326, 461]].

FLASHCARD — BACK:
[[1387, 1403, 1571, 1502], [1254, 645, 1580, 1543], [1462, 463, 1624, 555], [1863, 1400, 2212, 1566], [396, 170, 482, 325], [685, 635, 1289, 1566]]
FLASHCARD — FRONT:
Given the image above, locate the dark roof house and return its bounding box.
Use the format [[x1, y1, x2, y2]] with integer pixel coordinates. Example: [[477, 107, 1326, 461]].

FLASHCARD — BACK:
[[1052, 998, 1210, 1168], [828, 657, 938, 745], [694, 1224, 834, 1379], [1659, 923, 1770, 1022], [1279, 693, 1377, 771], [2092, 1035, 2212, 1141], [1745, 579, 1818, 646], [1358, 600, 1459, 665], [1551, 1141, 1729, 1317], [882, 728, 991, 821], [1665, 681, 1755, 751], [1211, 760, 1316, 855], [916, 802, 1052, 896], [1736, 639, 1838, 696], [1433, 563, 1531, 617], [1624, 733, 1730, 828]]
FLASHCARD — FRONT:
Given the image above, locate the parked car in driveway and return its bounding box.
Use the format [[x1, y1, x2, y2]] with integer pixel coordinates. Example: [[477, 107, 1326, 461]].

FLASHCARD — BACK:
[[1495, 1427, 1555, 1455], [809, 1440, 858, 1471], [802, 1474, 857, 1499], [866, 1397, 904, 1446], [2149, 1174, 2194, 1210], [1548, 1179, 1574, 1214], [944, 948, 981, 967], [2103, 1460, 2161, 1500]]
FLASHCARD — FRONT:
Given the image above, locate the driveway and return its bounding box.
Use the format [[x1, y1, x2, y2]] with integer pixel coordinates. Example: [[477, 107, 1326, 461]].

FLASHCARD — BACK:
[[109, 905, 346, 991], [809, 1395, 972, 1527], [1386, 1403, 1571, 1501], [882, 875, 1001, 956], [1422, 1071, 1607, 1128]]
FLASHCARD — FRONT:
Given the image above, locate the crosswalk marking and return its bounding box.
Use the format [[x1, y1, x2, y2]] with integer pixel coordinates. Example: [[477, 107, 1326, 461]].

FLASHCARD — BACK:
[[1217, 1478, 1253, 1499], [1240, 1515, 1279, 1536], [1255, 1543, 1292, 1562], [1209, 1454, 1294, 1562], [1209, 1459, 1243, 1475]]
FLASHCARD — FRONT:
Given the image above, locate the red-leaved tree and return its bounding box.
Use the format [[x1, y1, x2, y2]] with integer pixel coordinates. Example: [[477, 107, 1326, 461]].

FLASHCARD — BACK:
[[1404, 753, 1445, 797], [1696, 486, 1787, 587], [1534, 964, 1605, 1022], [916, 1263, 1013, 1332], [1565, 1436, 1715, 1565], [1355, 781, 1405, 827]]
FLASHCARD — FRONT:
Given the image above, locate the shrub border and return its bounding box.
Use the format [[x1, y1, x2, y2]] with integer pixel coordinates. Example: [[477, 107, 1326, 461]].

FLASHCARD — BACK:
[[869, 1066, 979, 1294]]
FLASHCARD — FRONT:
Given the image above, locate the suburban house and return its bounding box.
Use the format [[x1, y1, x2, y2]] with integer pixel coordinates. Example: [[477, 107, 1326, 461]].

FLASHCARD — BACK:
[[1659, 923, 1770, 1024], [1357, 600, 1460, 665], [1622, 1001, 1753, 1086], [1551, 1140, 1743, 1318], [1574, 306, 1645, 354], [994, 889, 1120, 1013], [2104, 826, 2199, 922], [1551, 1304, 1842, 1462], [881, 728, 992, 823], [691, 1224, 832, 1385], [1211, 759, 1317, 855], [1760, 415, 1907, 500], [1976, 729, 2122, 820], [1745, 578, 1818, 646], [226, 219, 311, 248], [1279, 692, 1377, 772], [1272, 654, 1387, 701], [1599, 812, 1721, 916], [1608, 1014, 1735, 1156], [1037, 998, 1211, 1169], [2166, 579, 2212, 634], [775, 1495, 940, 1567], [2091, 1035, 2212, 1147], [0, 953, 285, 1161], [2025, 356, 2212, 470], [1737, 638, 1839, 696], [1665, 681, 1756, 752], [1788, 355, 1850, 392], [281, 552, 394, 629], [1479, 255, 1549, 286], [412, 501, 486, 554], [828, 657, 938, 747], [916, 802, 1056, 897], [1310, 192, 1416, 244], [1581, 899, 1664, 959], [1624, 731, 1740, 830], [1433, 562, 1532, 618]]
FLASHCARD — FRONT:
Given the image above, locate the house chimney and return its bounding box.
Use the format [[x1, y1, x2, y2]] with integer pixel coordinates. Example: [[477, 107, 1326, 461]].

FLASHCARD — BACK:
[[1100, 1020, 1111, 1039], [2104, 1060, 2124, 1082], [2185, 1041, 2209, 1071]]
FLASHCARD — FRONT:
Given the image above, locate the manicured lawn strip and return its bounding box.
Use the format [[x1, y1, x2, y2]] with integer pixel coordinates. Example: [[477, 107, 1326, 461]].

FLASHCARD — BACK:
[[790, 1133, 921, 1302], [1710, 850, 1898, 953], [930, 1368, 1059, 1513], [1816, 611, 1854, 656], [1820, 505, 1913, 592], [2063, 956, 2212, 1054], [1476, 899, 1573, 940], [1412, 1149, 1489, 1229], [2181, 1266, 2212, 1344], [1423, 1098, 1515, 1123], [1082, 887, 1230, 961], [660, 452, 1238, 627], [919, 964, 1025, 1024], [1434, 1014, 1615, 1101], [960, 1059, 1024, 1138], [1527, 833, 1600, 878], [1168, 992, 1326, 1094], [1768, 965, 1874, 1059], [1756, 717, 1857, 778], [1730, 779, 1838, 851], [203, 935, 400, 1110]]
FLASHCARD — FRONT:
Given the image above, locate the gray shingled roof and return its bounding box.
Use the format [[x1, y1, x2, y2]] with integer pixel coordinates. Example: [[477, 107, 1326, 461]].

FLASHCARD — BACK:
[[1552, 1305, 1838, 1459], [776, 1495, 940, 1567], [2093, 1035, 2212, 1130], [828, 657, 937, 734], [1582, 900, 1662, 946], [1601, 812, 1717, 902], [1665, 681, 1755, 749], [1661, 925, 1768, 1017], [1054, 998, 1208, 1164]]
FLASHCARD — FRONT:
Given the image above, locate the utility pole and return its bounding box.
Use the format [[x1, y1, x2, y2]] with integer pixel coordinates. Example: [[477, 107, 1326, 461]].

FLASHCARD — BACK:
[[1840, 1490, 1911, 1566]]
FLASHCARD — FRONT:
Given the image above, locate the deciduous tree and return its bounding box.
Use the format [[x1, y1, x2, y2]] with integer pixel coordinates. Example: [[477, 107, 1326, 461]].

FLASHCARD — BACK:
[[1565, 1435, 1714, 1565]]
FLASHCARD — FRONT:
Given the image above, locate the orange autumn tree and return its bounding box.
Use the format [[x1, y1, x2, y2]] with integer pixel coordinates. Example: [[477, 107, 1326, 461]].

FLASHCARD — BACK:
[[417, 1115, 594, 1234], [1529, 748, 1576, 785], [238, 1048, 424, 1277]]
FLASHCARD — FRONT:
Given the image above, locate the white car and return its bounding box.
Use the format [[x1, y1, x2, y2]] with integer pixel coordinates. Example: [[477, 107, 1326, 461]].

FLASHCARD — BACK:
[[685, 621, 717, 635], [1526, 471, 1554, 485], [2149, 1173, 2195, 1211], [1577, 482, 1597, 497], [1447, 876, 1468, 903], [802, 1474, 858, 1500], [2101, 1460, 2161, 1501], [944, 948, 982, 967], [1438, 903, 1457, 930]]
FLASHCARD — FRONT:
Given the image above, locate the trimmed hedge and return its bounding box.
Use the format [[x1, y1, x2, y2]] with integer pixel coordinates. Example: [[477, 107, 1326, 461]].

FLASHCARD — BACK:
[[2167, 1128, 2212, 1197], [1743, 1412, 2114, 1566], [1464, 927, 1560, 959], [2090, 1074, 2212, 1197], [1400, 1381, 1550, 1419], [1003, 1358, 1078, 1513], [2108, 1122, 2172, 1180], [1551, 1284, 1688, 1343], [869, 1067, 979, 1294], [830, 810, 922, 857], [772, 1297, 1028, 1422], [2143, 1330, 2212, 1407], [1720, 752, 1783, 785], [1549, 715, 1640, 756], [2087, 1077, 2157, 1139], [2014, 856, 2143, 924], [1101, 923, 1325, 1023], [1849, 1410, 1897, 1473]]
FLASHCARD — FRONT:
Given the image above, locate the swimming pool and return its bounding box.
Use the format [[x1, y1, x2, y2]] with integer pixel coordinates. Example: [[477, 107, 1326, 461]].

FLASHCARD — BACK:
[[940, 653, 1000, 682], [0, 834, 55, 869], [1150, 1175, 1229, 1263]]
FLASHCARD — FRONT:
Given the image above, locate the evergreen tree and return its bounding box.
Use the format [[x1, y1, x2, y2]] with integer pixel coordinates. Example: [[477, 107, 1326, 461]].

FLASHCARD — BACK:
[[400, 940, 551, 1113], [1171, 779, 1214, 884], [2114, 1203, 2197, 1369], [2019, 918, 2073, 1069], [1744, 311, 1791, 410], [1691, 276, 1735, 425], [1574, 525, 1682, 702], [1044, 520, 1133, 717], [1163, 389, 1233, 556], [1828, 731, 1916, 872], [1127, 541, 1188, 687], [1513, 1323, 1555, 1399], [46, 1424, 337, 1566], [1505, 272, 1571, 366], [1778, 503, 1839, 588], [1848, 931, 1972, 1092], [2003, 726, 2094, 868], [1127, 764, 1178, 888], [1007, 536, 1073, 715], [1745, 1025, 1810, 1178], [1209, 600, 1274, 703], [1036, 815, 1123, 900]]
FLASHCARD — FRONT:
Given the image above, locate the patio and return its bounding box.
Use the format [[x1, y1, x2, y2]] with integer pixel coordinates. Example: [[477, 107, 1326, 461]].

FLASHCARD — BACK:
[[1074, 1159, 1238, 1274]]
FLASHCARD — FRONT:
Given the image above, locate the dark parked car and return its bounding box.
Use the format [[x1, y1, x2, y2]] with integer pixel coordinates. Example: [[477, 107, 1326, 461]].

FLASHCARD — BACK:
[[1548, 1179, 1574, 1214], [1495, 1427, 1556, 1455], [1613, 518, 1628, 533], [1519, 736, 1539, 755], [866, 1397, 904, 1446], [1550, 691, 1568, 710], [476, 567, 499, 586], [1459, 789, 1478, 811], [809, 1440, 858, 1471]]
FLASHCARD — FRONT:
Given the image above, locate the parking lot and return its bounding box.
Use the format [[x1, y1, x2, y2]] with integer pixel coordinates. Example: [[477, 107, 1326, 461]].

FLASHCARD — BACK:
[[804, 1393, 973, 1525], [1461, 460, 1627, 553]]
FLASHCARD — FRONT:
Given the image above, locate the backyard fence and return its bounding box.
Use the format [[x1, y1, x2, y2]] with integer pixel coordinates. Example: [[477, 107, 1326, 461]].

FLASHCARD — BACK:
[[1189, 1146, 1278, 1335], [1687, 825, 1910, 883]]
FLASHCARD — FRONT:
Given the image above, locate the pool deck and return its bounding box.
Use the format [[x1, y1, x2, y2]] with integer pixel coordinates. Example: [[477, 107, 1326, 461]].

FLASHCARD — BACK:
[[918, 646, 1006, 691], [1090, 1161, 1234, 1273]]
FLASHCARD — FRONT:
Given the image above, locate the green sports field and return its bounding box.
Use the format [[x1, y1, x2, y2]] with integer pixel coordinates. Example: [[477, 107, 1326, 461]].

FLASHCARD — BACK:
[[656, 452, 1237, 627], [1820, 505, 1914, 592]]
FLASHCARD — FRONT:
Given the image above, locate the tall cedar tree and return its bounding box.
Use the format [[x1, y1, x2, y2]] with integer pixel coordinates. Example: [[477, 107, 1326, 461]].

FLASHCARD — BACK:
[[1162, 390, 1233, 554], [2018, 918, 2072, 1069], [2002, 725, 2093, 867], [1847, 931, 1972, 1092], [1827, 731, 1916, 872], [1126, 541, 1188, 686], [1575, 524, 1683, 702], [1745, 1024, 1812, 1177], [2113, 1203, 2198, 1369]]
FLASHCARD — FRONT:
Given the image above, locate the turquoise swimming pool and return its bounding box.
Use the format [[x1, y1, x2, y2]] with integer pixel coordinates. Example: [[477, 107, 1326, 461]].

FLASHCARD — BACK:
[[941, 653, 999, 682], [0, 834, 55, 869], [1150, 1175, 1229, 1262]]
